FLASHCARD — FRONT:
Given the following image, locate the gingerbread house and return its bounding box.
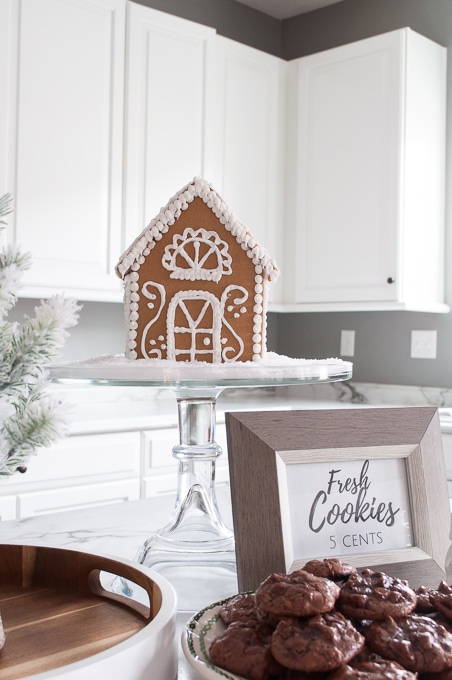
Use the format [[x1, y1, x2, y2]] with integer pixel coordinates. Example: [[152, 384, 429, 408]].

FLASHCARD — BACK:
[[115, 178, 279, 363]]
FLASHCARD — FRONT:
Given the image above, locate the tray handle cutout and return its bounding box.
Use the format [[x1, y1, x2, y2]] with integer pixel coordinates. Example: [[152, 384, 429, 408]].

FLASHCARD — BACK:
[[0, 545, 163, 622], [87, 561, 162, 623]]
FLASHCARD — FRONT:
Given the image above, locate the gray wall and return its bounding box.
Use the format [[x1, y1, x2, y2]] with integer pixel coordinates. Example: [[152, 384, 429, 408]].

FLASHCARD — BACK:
[[11, 0, 452, 386], [131, 0, 282, 55]]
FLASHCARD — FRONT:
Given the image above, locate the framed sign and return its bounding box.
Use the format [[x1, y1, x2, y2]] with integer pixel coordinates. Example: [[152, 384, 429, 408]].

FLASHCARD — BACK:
[[225, 407, 450, 591]]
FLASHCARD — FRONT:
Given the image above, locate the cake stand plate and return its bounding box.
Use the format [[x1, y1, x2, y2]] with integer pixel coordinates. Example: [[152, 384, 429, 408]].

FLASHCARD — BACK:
[[50, 354, 352, 610]]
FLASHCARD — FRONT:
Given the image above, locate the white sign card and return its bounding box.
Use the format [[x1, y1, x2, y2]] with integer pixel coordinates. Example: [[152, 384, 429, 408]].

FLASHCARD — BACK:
[[277, 455, 413, 568]]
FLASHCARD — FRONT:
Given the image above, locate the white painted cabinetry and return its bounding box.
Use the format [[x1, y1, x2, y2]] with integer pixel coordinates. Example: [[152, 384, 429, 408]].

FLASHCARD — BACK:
[[210, 37, 286, 300], [0, 4, 447, 313], [0, 431, 141, 519], [123, 3, 216, 245], [0, 0, 217, 301], [0, 420, 230, 521], [284, 28, 447, 312], [0, 0, 126, 302]]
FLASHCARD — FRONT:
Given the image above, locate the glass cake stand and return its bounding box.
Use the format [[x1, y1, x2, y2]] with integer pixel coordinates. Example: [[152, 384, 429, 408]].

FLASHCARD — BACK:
[[50, 355, 352, 609]]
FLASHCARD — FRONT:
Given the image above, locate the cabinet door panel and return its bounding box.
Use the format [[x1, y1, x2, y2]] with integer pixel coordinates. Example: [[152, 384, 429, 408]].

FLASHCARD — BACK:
[[3, 0, 125, 300], [124, 4, 215, 241], [142, 429, 178, 474], [212, 37, 285, 294], [294, 32, 401, 303]]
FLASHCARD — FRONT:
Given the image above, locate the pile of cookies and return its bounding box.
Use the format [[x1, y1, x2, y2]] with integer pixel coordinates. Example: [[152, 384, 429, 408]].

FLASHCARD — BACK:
[[208, 558, 452, 679]]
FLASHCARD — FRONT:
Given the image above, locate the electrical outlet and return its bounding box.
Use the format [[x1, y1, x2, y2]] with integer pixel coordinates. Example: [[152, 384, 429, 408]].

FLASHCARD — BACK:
[[410, 330, 437, 359], [340, 330, 355, 357]]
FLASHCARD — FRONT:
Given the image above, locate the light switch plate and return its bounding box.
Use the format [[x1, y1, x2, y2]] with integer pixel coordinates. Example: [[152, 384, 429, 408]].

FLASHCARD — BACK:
[[410, 330, 437, 359], [340, 330, 355, 357]]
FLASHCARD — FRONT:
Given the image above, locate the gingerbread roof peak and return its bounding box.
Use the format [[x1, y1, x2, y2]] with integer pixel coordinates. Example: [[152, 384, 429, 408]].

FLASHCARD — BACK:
[[115, 177, 279, 281]]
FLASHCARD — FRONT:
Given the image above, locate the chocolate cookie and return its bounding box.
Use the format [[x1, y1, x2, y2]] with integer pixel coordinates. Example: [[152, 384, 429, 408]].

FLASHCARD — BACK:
[[328, 659, 418, 679], [256, 603, 281, 629], [255, 569, 340, 618], [209, 619, 284, 680], [430, 581, 452, 620], [414, 585, 437, 614], [219, 592, 257, 624], [270, 611, 365, 673], [364, 614, 452, 673], [303, 558, 357, 581], [338, 569, 417, 620]]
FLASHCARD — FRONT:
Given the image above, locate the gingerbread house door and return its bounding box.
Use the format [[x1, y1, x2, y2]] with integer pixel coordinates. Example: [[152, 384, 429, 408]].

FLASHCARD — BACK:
[[166, 291, 222, 362]]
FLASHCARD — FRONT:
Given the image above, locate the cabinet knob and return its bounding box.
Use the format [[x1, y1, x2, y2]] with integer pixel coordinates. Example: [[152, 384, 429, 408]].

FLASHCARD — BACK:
[[387, 277, 395, 284]]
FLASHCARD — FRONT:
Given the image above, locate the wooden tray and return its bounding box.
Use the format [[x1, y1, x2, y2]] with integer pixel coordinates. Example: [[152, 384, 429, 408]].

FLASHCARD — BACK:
[[0, 544, 177, 680]]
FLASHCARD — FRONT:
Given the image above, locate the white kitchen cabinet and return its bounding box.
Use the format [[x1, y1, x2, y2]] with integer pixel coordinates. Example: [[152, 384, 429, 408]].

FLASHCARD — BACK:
[[0, 0, 126, 302], [211, 37, 286, 301], [284, 28, 447, 313], [123, 3, 216, 244], [0, 418, 228, 518], [1, 5, 447, 314], [0, 431, 141, 520]]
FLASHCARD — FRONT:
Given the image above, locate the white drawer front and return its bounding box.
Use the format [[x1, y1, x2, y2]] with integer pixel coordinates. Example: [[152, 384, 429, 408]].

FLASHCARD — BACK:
[[16, 432, 141, 484], [17, 479, 140, 518]]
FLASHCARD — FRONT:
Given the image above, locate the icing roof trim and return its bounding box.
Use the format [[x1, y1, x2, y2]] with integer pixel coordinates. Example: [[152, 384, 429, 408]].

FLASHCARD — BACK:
[[115, 178, 280, 282]]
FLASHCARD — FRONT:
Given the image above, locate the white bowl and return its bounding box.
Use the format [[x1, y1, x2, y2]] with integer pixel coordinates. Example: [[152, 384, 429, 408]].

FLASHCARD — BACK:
[[182, 595, 244, 680]]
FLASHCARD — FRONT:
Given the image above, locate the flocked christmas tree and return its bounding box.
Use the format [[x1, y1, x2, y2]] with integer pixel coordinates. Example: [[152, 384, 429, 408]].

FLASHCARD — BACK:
[[0, 194, 80, 475]]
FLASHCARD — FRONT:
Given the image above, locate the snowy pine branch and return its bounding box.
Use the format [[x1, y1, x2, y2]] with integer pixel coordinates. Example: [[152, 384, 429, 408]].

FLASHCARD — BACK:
[[0, 193, 13, 226], [0, 193, 81, 474]]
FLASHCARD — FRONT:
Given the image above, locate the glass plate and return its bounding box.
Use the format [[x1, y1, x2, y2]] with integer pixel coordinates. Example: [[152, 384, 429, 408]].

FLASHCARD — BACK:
[[182, 595, 245, 680]]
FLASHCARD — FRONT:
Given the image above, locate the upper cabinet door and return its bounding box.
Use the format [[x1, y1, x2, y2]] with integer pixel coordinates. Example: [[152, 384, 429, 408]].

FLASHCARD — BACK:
[[287, 28, 447, 312], [1, 0, 126, 301], [211, 37, 286, 302], [123, 4, 216, 246]]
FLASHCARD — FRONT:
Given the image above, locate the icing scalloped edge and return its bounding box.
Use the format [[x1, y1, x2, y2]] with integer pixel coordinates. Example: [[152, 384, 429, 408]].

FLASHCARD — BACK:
[[115, 177, 280, 282]]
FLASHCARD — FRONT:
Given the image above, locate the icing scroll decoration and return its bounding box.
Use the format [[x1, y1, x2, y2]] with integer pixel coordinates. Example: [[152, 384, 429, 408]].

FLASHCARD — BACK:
[[220, 285, 248, 362], [162, 228, 232, 282], [141, 281, 166, 359]]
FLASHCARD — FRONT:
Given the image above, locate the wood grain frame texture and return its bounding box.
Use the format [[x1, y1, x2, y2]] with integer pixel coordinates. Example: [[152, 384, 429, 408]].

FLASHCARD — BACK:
[[225, 407, 451, 592]]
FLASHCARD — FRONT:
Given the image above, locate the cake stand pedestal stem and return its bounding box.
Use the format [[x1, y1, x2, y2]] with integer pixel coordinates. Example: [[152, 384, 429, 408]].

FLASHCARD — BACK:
[[134, 388, 237, 610]]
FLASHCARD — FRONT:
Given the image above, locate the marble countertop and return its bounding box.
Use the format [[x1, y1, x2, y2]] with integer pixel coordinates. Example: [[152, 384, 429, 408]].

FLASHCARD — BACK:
[[46, 379, 452, 437], [0, 488, 236, 679]]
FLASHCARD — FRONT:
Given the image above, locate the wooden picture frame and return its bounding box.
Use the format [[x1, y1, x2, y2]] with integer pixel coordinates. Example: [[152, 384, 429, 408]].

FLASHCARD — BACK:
[[225, 407, 450, 591]]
